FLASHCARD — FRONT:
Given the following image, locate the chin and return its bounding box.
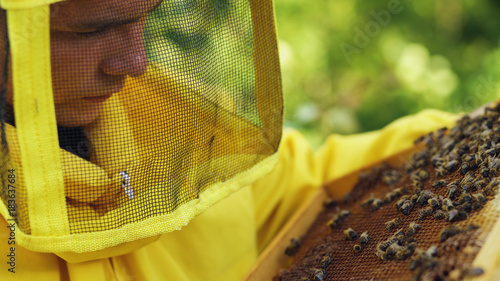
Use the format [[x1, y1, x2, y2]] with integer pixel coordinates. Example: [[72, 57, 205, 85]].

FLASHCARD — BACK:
[[55, 103, 103, 127]]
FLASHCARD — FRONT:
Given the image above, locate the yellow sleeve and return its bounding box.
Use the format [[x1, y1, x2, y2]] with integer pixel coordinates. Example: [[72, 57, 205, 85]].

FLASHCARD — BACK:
[[317, 109, 459, 183], [251, 128, 321, 252], [252, 109, 460, 252]]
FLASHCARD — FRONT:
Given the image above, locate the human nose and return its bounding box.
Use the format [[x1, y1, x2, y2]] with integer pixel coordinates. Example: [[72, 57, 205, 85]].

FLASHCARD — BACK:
[[100, 23, 148, 77]]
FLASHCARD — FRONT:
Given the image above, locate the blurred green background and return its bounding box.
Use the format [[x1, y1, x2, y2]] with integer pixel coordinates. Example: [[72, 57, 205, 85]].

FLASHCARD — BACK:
[[276, 0, 500, 148], [146, 0, 500, 149]]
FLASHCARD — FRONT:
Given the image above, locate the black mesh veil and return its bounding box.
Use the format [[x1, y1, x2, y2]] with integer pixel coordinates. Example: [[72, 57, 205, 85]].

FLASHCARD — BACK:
[[0, 0, 282, 254]]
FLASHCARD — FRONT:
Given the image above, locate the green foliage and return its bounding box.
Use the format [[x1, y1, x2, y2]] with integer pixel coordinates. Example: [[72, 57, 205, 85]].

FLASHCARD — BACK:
[[276, 0, 500, 147], [145, 0, 258, 124]]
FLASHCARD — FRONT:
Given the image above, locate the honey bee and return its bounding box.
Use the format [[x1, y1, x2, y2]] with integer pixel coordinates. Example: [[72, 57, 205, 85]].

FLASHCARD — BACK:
[[472, 201, 482, 211], [489, 157, 500, 171], [382, 170, 401, 186], [480, 165, 490, 178], [411, 179, 423, 192], [435, 166, 448, 177], [465, 224, 480, 232], [409, 257, 422, 271], [458, 192, 472, 205], [413, 135, 425, 144], [439, 225, 462, 242], [442, 198, 455, 211], [343, 192, 353, 204], [419, 207, 434, 220], [424, 244, 438, 257], [375, 248, 389, 261], [431, 155, 444, 167], [446, 209, 458, 222], [376, 241, 391, 252], [300, 277, 311, 281], [395, 242, 417, 260], [383, 192, 397, 204], [463, 267, 485, 277], [460, 162, 470, 175], [432, 179, 447, 188], [462, 154, 475, 162], [400, 200, 414, 216], [433, 210, 445, 220], [411, 169, 429, 182], [446, 209, 468, 222], [404, 162, 415, 174], [456, 143, 469, 155], [473, 179, 488, 191], [445, 159, 459, 172], [327, 216, 340, 229], [371, 198, 384, 211], [458, 202, 472, 213], [385, 243, 403, 259], [472, 193, 486, 204], [361, 197, 375, 209], [339, 210, 351, 217], [427, 197, 441, 209], [484, 178, 499, 195], [406, 222, 422, 237], [443, 139, 456, 151], [417, 190, 434, 206], [284, 238, 301, 256], [378, 234, 398, 252], [323, 198, 338, 208], [462, 171, 475, 184], [310, 268, 325, 281], [319, 256, 331, 269], [385, 218, 402, 230], [410, 247, 437, 271], [446, 187, 458, 200], [352, 244, 362, 254], [327, 210, 350, 229], [343, 228, 359, 240], [395, 196, 409, 210], [359, 231, 371, 245], [394, 229, 406, 244], [486, 147, 498, 156]]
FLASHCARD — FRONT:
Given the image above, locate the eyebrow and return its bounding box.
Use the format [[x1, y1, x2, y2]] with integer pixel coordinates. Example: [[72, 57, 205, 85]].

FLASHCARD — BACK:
[[65, 0, 163, 30]]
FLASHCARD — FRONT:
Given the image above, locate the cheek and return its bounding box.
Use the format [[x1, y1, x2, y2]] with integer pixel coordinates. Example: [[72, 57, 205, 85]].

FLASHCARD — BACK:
[[49, 35, 106, 101]]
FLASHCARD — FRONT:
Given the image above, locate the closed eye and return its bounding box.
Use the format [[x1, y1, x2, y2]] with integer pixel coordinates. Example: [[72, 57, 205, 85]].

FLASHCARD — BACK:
[[74, 27, 109, 38]]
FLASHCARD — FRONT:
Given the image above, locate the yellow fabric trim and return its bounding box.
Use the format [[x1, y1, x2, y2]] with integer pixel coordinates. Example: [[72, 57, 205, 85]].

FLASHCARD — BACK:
[[8, 7, 69, 236], [0, 0, 64, 9], [251, 0, 283, 150], [0, 152, 278, 253]]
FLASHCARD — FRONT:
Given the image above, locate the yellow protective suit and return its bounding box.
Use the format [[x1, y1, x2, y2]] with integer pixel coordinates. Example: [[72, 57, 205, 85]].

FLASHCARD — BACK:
[[0, 106, 458, 281]]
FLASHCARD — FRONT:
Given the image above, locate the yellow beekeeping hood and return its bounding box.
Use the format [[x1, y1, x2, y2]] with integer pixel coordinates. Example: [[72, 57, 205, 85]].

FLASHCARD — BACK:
[[0, 0, 282, 258]]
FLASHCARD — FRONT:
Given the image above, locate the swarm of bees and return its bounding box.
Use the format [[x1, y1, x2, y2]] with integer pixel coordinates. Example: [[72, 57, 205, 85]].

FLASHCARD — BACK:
[[343, 228, 359, 240], [385, 217, 402, 230], [281, 105, 500, 280], [326, 209, 351, 229], [319, 256, 331, 268]]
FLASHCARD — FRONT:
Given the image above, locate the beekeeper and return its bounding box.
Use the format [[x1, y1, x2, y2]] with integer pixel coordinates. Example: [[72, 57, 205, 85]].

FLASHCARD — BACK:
[[0, 0, 457, 280]]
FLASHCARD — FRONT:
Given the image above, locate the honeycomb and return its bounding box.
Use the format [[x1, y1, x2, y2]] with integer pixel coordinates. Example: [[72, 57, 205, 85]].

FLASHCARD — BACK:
[[277, 104, 500, 281]]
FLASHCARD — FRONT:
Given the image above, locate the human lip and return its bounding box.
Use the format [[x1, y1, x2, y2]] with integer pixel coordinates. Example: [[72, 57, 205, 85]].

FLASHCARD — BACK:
[[82, 93, 112, 103]]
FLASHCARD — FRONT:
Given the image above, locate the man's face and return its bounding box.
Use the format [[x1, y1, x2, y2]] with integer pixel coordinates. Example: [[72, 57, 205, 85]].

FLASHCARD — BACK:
[[5, 0, 162, 127]]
